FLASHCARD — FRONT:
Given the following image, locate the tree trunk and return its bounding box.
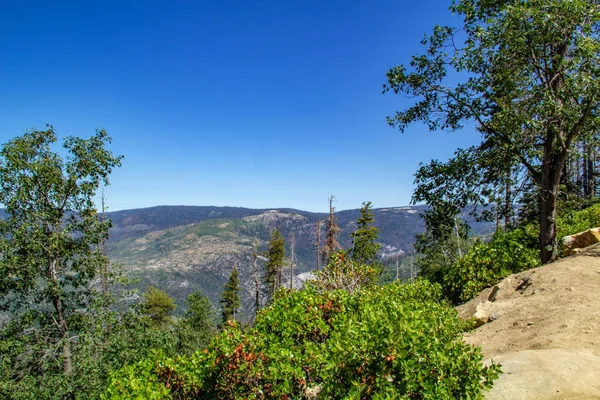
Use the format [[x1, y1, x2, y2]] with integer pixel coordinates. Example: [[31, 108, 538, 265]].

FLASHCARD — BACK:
[[539, 141, 567, 264], [315, 220, 322, 270], [52, 291, 72, 374], [49, 258, 72, 374], [586, 143, 594, 198], [253, 239, 260, 318], [504, 169, 512, 230]]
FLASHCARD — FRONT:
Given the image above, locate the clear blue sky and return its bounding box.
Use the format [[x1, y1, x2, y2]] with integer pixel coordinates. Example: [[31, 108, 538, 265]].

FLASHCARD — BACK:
[[0, 0, 481, 212]]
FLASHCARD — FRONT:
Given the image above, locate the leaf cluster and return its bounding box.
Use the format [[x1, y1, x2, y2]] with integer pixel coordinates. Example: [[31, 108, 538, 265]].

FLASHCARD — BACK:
[[104, 280, 501, 399]]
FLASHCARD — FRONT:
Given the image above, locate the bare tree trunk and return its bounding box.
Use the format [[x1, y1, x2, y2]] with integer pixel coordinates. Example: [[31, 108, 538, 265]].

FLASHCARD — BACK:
[[454, 217, 463, 259], [322, 196, 341, 264], [290, 234, 295, 289], [315, 220, 322, 270], [253, 239, 260, 318]]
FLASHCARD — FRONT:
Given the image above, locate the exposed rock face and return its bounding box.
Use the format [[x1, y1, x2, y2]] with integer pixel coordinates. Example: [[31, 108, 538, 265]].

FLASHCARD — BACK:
[[562, 227, 600, 256], [457, 244, 600, 399]]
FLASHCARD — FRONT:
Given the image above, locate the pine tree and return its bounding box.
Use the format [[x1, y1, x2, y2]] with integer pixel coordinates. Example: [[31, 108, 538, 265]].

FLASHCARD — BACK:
[[252, 238, 261, 318], [350, 201, 381, 266], [315, 220, 323, 270], [264, 228, 285, 302], [142, 286, 176, 326], [321, 196, 341, 264], [289, 233, 296, 289], [220, 266, 240, 325]]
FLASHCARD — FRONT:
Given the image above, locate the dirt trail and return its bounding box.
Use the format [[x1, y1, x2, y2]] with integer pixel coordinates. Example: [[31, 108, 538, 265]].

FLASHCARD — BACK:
[[457, 244, 600, 400]]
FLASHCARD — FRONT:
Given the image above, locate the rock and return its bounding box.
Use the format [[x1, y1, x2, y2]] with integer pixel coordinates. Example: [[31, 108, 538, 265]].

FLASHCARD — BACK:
[[562, 227, 600, 256], [473, 301, 494, 327], [485, 349, 600, 400]]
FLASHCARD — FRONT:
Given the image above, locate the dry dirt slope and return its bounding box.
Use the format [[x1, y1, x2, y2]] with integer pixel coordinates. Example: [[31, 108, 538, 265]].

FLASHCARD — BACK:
[[457, 244, 600, 399]]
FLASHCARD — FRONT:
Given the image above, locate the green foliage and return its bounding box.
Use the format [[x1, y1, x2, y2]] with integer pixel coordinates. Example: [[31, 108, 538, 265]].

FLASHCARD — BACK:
[[557, 202, 600, 240], [0, 298, 178, 399], [220, 266, 241, 325], [142, 286, 177, 326], [176, 291, 217, 355], [442, 229, 540, 304], [104, 280, 500, 399], [432, 202, 600, 306], [385, 0, 600, 263], [415, 216, 472, 285], [311, 251, 379, 294], [264, 228, 285, 301], [0, 126, 123, 373], [350, 201, 381, 267]]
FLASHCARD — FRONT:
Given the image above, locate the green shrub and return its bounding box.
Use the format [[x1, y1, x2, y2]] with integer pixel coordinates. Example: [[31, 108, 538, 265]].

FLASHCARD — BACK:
[[557, 202, 600, 239], [104, 280, 500, 399], [442, 228, 540, 304]]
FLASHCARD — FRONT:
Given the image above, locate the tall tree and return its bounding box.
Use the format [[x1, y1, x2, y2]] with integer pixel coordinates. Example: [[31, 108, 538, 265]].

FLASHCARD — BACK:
[[321, 196, 341, 264], [289, 233, 296, 289], [141, 286, 176, 326], [384, 0, 600, 263], [176, 290, 216, 354], [264, 228, 285, 302], [314, 220, 323, 270], [252, 238, 261, 318], [0, 126, 122, 373], [350, 201, 381, 266], [220, 265, 241, 324]]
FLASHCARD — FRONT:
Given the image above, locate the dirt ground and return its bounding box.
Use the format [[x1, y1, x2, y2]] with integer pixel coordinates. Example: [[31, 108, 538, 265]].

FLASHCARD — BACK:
[[457, 244, 600, 399]]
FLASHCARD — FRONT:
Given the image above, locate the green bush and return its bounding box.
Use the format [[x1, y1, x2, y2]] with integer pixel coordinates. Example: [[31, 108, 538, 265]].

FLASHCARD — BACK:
[[0, 308, 178, 400], [104, 280, 500, 399], [442, 228, 540, 304], [557, 202, 600, 239]]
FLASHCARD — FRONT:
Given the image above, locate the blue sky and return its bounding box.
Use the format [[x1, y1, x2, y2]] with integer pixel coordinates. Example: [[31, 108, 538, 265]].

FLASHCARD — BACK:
[[0, 0, 481, 212]]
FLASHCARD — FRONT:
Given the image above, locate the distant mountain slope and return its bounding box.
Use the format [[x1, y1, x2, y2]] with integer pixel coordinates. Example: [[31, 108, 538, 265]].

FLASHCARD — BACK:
[[105, 205, 431, 316], [0, 204, 493, 318]]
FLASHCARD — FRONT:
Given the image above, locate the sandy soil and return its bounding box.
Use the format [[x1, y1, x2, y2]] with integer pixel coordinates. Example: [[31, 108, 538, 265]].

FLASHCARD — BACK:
[[457, 244, 600, 399]]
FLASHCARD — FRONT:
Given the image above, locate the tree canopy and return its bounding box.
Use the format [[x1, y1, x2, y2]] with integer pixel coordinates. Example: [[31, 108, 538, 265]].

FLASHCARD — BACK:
[[0, 126, 122, 373], [385, 0, 600, 263]]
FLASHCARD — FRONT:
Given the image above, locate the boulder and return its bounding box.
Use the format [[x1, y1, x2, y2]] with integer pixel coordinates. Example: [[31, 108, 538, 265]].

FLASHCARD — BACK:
[[473, 300, 494, 328], [562, 227, 600, 256]]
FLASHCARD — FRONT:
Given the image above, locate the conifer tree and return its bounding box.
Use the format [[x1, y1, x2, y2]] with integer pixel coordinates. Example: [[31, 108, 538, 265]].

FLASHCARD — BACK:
[[315, 220, 323, 270], [220, 266, 240, 325], [322, 196, 341, 264], [264, 228, 285, 302], [141, 286, 176, 326], [350, 201, 381, 266], [289, 233, 296, 289], [252, 238, 261, 318]]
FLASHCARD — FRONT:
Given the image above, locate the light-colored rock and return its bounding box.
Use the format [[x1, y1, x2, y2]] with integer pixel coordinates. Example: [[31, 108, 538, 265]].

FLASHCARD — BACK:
[[458, 243, 600, 400], [485, 349, 600, 400], [562, 227, 600, 256], [473, 300, 494, 327]]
